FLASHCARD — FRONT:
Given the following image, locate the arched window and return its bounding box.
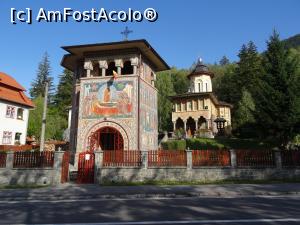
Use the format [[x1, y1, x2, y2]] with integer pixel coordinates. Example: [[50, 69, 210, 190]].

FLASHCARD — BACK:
[[121, 61, 133, 75], [106, 62, 117, 76], [196, 80, 203, 92], [17, 108, 24, 120]]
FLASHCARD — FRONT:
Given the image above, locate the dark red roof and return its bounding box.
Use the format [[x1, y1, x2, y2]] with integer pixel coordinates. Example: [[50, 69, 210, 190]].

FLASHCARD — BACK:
[[0, 72, 34, 108]]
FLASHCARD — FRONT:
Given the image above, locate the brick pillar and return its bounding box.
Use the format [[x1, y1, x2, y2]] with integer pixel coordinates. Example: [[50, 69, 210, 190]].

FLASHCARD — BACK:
[[94, 150, 103, 184], [141, 150, 148, 169], [6, 151, 14, 169], [186, 148, 192, 169], [229, 149, 237, 168], [52, 151, 65, 185], [273, 148, 282, 169]]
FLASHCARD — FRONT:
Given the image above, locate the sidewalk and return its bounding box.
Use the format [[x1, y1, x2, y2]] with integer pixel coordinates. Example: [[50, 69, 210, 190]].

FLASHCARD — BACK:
[[0, 183, 299, 201]]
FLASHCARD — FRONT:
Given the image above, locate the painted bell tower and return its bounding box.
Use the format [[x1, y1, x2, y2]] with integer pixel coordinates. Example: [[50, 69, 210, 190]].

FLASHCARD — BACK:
[[61, 40, 170, 154]]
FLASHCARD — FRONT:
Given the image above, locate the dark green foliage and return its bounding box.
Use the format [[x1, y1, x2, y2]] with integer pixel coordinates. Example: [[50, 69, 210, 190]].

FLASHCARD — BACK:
[[28, 96, 67, 140], [53, 69, 73, 117], [219, 56, 230, 66], [282, 34, 300, 49], [156, 68, 189, 132], [162, 138, 275, 150], [170, 68, 189, 94], [155, 71, 175, 132], [161, 140, 186, 150], [254, 31, 300, 147], [29, 52, 54, 101], [186, 138, 224, 150]]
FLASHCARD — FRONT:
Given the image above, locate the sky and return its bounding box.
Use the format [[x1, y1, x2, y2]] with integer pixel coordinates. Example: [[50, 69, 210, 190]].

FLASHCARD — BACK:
[[0, 0, 299, 93]]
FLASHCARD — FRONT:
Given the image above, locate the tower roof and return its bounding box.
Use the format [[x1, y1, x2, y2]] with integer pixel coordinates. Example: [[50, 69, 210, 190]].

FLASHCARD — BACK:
[[187, 59, 214, 78], [61, 39, 170, 72]]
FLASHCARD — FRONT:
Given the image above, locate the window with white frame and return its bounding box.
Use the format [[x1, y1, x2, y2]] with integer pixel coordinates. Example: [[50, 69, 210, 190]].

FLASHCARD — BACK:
[[6, 106, 15, 118], [2, 131, 12, 144]]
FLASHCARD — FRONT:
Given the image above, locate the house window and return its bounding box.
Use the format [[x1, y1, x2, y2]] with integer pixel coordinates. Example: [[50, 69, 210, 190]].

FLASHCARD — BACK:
[[6, 106, 15, 118], [17, 108, 24, 120], [14, 133, 22, 145], [2, 131, 12, 144], [176, 103, 181, 112], [187, 101, 192, 111], [194, 100, 198, 111]]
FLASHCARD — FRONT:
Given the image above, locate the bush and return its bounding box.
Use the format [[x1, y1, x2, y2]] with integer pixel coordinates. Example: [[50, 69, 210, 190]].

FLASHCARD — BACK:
[[161, 140, 186, 150], [187, 138, 224, 150]]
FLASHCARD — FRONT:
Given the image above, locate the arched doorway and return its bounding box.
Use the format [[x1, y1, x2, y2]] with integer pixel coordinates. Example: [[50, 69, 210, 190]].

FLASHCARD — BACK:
[[186, 117, 196, 136], [175, 118, 184, 130], [198, 116, 207, 129], [88, 126, 124, 151]]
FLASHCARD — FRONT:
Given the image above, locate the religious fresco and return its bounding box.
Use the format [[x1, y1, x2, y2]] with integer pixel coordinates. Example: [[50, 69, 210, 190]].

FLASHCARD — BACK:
[[81, 80, 134, 118], [139, 81, 158, 149]]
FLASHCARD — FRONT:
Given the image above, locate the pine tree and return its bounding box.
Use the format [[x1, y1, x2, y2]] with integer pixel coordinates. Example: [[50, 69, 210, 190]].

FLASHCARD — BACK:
[[155, 71, 175, 132], [219, 56, 230, 66], [29, 52, 54, 101], [54, 69, 73, 116], [255, 30, 300, 147]]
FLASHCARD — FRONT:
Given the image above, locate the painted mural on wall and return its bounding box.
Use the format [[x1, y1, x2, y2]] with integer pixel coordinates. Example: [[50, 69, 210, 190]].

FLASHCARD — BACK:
[[139, 81, 158, 149], [82, 80, 134, 118]]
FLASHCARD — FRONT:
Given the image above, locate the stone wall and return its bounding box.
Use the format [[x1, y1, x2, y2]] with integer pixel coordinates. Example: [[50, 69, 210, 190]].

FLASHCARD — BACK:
[[0, 151, 65, 186], [97, 167, 300, 183], [94, 150, 300, 184]]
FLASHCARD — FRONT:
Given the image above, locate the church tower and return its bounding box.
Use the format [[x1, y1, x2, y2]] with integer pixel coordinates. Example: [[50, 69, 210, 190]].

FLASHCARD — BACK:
[[61, 40, 169, 155], [188, 59, 213, 93], [170, 59, 232, 138]]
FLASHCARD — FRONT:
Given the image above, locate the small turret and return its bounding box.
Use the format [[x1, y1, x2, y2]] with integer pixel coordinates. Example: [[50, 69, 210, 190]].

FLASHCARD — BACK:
[[188, 58, 214, 93]]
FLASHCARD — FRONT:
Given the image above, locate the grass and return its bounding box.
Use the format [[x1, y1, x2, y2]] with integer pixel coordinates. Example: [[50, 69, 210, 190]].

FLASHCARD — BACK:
[[0, 184, 49, 189], [101, 179, 300, 186]]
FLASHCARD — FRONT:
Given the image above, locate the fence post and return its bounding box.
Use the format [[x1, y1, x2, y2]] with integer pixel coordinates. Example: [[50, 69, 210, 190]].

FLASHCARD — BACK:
[[94, 150, 103, 184], [6, 151, 14, 169], [229, 149, 237, 168], [52, 151, 65, 185], [273, 147, 282, 169], [141, 150, 148, 169], [186, 148, 192, 169]]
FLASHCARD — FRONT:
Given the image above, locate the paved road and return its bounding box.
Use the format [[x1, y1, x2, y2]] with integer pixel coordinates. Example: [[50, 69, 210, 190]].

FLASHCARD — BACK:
[[0, 195, 299, 225]]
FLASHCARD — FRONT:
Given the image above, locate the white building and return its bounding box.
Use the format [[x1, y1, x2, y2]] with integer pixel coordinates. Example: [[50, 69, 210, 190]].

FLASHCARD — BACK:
[[0, 72, 34, 145]]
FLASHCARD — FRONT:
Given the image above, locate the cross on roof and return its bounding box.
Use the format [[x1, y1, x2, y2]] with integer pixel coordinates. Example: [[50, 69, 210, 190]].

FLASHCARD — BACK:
[[121, 26, 133, 41]]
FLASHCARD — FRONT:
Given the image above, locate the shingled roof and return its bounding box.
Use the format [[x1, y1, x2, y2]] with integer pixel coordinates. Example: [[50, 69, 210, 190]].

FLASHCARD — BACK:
[[0, 72, 34, 108]]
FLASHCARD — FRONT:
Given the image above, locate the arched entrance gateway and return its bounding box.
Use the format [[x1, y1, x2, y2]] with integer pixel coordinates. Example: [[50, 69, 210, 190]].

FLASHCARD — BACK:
[[88, 127, 124, 152]]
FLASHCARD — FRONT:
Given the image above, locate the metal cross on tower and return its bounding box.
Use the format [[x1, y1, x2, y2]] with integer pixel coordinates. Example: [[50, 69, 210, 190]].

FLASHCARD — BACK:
[[121, 26, 133, 41]]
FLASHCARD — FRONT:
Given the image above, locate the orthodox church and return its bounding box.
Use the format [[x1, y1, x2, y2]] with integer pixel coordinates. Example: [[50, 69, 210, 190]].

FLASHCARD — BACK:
[[170, 59, 232, 138], [61, 39, 170, 155]]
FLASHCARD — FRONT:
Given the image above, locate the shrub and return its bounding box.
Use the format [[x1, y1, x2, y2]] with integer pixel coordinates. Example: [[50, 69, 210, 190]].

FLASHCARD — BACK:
[[187, 138, 224, 150], [161, 140, 186, 150], [174, 128, 185, 139]]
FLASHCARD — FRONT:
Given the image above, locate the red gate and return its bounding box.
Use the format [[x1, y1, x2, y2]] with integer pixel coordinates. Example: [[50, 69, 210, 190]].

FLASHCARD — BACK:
[[77, 151, 95, 184]]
